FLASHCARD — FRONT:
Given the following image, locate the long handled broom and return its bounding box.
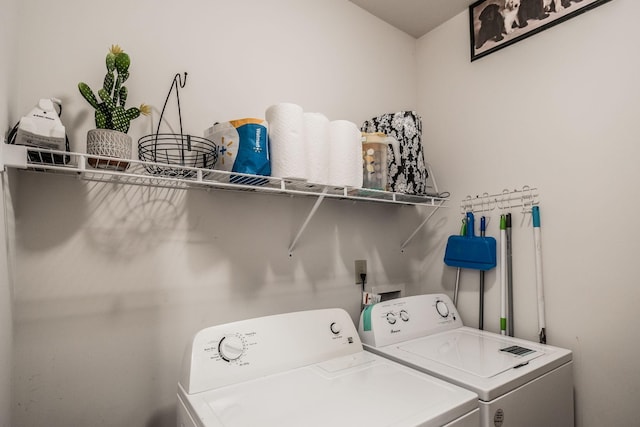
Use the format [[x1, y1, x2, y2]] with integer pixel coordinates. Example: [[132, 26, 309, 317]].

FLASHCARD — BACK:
[[532, 206, 546, 344]]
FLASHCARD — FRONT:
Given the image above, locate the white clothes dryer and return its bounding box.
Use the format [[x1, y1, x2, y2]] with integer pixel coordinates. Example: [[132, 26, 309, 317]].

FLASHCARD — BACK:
[[358, 294, 574, 427], [178, 308, 479, 427]]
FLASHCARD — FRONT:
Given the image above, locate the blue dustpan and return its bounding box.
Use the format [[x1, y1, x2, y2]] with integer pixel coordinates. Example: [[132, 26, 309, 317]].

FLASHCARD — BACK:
[[444, 212, 496, 271]]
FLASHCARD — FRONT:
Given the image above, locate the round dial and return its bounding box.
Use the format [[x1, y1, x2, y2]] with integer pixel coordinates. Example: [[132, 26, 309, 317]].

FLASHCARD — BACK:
[[400, 310, 410, 322], [330, 322, 342, 335], [386, 313, 397, 324], [218, 335, 245, 361], [436, 300, 450, 318]]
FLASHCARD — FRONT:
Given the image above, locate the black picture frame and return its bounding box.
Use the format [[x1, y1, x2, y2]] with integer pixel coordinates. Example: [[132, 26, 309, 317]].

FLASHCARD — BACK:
[[469, 0, 613, 61]]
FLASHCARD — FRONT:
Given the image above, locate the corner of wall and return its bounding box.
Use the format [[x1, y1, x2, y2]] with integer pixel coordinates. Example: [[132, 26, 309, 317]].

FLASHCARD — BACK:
[[0, 0, 18, 423]]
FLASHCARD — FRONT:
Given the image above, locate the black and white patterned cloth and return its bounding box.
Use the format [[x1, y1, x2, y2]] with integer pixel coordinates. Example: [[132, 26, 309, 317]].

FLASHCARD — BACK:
[[361, 111, 428, 195]]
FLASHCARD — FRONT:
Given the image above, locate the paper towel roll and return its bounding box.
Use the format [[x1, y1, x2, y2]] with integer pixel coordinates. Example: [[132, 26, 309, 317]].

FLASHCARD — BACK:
[[265, 103, 307, 180], [303, 112, 330, 185], [328, 120, 363, 188]]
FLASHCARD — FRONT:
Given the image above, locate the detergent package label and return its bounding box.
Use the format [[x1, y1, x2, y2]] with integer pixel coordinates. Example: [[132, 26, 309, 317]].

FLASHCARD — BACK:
[[205, 119, 270, 184]]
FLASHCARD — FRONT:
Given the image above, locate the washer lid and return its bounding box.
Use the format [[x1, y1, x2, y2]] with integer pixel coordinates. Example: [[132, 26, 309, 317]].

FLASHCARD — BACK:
[[397, 329, 544, 378], [187, 351, 478, 427]]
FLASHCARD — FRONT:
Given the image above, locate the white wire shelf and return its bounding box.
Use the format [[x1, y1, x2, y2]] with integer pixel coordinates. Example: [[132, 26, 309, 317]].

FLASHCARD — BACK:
[[1, 145, 447, 205], [0, 144, 448, 253]]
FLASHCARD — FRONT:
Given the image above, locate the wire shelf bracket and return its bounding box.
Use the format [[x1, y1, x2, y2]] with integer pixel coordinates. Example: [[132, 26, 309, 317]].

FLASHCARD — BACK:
[[400, 199, 445, 252]]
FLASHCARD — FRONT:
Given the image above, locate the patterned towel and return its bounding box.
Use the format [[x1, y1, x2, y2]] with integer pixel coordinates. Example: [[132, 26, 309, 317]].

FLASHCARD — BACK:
[[361, 111, 428, 195]]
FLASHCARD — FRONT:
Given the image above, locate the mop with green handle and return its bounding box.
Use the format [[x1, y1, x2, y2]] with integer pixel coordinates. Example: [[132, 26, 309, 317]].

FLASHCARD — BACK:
[[500, 214, 507, 335]]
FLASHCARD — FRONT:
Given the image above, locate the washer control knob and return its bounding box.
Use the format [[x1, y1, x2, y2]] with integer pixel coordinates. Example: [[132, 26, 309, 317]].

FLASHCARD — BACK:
[[400, 310, 410, 322], [386, 313, 397, 325], [218, 335, 244, 361], [436, 301, 450, 318], [330, 322, 342, 335]]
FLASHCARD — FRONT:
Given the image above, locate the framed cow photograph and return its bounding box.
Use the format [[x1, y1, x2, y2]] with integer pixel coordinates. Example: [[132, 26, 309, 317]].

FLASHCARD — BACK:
[[469, 0, 613, 61]]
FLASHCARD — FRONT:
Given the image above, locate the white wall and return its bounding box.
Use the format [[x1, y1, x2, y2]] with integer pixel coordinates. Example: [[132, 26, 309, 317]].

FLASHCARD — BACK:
[[416, 1, 638, 426], [13, 0, 636, 426], [14, 0, 418, 149], [9, 1, 421, 426], [0, 0, 18, 425]]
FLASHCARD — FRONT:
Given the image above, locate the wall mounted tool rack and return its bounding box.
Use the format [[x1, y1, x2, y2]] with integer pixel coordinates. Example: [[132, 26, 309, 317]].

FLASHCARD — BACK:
[[0, 144, 447, 255], [459, 186, 539, 214]]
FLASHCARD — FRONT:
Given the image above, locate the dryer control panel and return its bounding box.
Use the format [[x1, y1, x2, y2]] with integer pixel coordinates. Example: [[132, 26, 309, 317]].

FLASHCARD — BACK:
[[180, 308, 362, 394], [359, 294, 463, 348]]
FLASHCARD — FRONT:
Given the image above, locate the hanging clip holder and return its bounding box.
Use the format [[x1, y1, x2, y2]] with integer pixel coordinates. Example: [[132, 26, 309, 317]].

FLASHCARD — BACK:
[[460, 186, 539, 215]]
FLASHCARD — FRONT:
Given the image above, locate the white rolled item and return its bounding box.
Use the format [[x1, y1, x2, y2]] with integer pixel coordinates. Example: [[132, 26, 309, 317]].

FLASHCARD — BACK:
[[265, 103, 307, 180], [328, 120, 363, 188], [303, 112, 330, 185]]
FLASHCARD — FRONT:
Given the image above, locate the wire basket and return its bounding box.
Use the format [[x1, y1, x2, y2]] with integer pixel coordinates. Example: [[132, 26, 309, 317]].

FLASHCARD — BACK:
[[138, 72, 218, 178], [138, 133, 217, 177]]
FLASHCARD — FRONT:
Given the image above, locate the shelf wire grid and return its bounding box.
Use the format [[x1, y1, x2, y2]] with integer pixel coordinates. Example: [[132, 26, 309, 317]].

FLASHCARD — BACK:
[[3, 146, 448, 208]]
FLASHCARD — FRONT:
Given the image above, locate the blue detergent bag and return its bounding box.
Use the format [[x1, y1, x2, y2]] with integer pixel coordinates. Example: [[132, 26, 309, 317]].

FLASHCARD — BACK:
[[205, 118, 270, 184]]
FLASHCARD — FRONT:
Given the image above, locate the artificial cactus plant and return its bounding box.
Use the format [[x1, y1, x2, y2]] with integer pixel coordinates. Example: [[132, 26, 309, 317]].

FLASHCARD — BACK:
[[78, 45, 149, 133]]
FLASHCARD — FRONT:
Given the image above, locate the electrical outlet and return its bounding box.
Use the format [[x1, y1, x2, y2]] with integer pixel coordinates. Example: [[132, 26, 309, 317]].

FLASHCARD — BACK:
[[354, 260, 367, 285]]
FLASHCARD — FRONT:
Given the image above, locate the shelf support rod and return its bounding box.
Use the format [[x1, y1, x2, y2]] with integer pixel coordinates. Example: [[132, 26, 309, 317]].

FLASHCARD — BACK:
[[288, 187, 329, 256], [400, 199, 445, 252]]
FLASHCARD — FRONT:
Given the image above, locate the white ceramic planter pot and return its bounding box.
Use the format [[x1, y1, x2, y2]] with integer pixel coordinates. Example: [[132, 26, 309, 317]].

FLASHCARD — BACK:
[[86, 128, 132, 171]]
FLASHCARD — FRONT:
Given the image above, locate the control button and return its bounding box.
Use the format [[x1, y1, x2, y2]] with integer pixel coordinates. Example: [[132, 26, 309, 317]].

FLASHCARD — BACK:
[[386, 313, 397, 325], [330, 322, 342, 335], [436, 300, 450, 318], [400, 310, 409, 322], [218, 335, 244, 361]]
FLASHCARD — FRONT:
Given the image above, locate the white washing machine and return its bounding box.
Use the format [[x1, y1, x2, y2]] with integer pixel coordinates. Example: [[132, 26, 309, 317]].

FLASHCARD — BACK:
[[358, 294, 574, 427], [178, 308, 480, 427]]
